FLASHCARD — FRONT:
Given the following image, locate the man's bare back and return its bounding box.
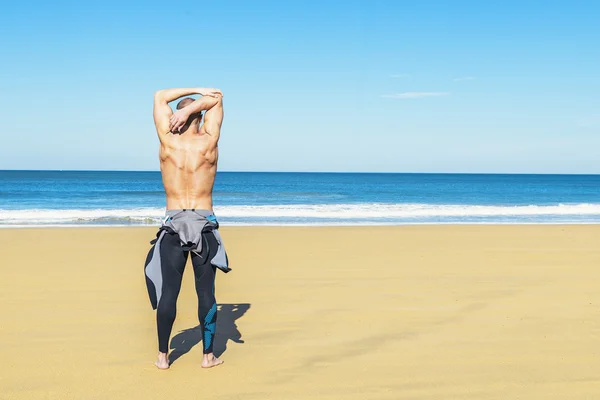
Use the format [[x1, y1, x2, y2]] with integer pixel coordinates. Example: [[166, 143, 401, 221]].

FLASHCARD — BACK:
[[153, 87, 224, 210]]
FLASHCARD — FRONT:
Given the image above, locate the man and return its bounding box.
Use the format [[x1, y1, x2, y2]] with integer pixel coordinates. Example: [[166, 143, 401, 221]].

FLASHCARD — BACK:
[[144, 86, 229, 370]]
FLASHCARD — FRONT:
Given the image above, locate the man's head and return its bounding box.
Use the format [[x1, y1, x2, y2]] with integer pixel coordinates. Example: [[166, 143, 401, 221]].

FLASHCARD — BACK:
[[176, 97, 202, 121], [176, 97, 195, 110]]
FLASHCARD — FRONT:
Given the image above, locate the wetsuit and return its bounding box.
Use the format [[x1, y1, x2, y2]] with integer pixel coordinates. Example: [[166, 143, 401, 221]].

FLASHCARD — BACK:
[[156, 229, 218, 354], [144, 209, 229, 354]]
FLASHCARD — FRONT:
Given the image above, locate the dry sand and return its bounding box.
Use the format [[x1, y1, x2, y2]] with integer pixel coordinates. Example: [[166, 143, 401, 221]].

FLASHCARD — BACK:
[[1, 225, 599, 399]]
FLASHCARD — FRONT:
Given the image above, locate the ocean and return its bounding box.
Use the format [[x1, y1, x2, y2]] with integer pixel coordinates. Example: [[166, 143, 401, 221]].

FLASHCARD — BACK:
[[1, 170, 600, 226]]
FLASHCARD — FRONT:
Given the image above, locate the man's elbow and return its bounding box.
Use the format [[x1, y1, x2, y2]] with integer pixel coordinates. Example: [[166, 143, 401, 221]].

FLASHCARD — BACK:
[[154, 90, 166, 102]]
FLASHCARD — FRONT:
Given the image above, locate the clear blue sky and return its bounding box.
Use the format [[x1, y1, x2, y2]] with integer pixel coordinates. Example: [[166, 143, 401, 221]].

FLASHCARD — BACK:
[[1, 0, 599, 173]]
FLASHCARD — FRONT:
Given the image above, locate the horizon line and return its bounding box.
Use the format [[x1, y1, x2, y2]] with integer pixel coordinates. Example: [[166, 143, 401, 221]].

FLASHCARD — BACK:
[[1, 169, 600, 176]]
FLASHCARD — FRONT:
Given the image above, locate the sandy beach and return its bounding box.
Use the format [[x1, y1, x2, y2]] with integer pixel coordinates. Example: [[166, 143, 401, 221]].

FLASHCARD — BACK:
[[1, 225, 599, 399]]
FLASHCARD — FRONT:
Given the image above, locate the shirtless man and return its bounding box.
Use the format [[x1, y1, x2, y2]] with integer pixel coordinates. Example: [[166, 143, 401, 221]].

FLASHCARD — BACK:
[[144, 87, 228, 369]]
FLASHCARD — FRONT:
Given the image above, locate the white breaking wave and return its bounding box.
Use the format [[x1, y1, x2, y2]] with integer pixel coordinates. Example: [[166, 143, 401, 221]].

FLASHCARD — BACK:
[[2, 203, 600, 225], [216, 203, 600, 218], [0, 208, 165, 224]]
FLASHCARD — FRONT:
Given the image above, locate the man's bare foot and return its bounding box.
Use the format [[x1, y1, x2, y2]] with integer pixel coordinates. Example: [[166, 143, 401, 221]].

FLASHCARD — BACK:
[[154, 352, 170, 370], [201, 353, 224, 368]]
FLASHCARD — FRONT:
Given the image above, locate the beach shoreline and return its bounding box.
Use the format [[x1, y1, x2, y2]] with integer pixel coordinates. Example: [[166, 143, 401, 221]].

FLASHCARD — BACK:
[[4, 221, 600, 228]]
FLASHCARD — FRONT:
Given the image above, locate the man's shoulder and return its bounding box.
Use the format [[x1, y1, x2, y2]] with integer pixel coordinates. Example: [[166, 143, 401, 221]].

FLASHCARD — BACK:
[[158, 132, 181, 150]]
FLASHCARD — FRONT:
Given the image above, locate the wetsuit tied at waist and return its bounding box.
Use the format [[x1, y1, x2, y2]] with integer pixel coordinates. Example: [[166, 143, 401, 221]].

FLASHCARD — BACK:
[[144, 209, 230, 309]]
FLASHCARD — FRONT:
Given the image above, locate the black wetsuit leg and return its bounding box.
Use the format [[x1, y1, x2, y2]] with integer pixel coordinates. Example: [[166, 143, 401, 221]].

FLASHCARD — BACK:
[[156, 232, 188, 354], [191, 231, 219, 354]]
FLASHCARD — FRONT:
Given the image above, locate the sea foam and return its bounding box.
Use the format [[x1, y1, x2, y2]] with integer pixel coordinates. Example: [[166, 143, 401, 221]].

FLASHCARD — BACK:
[[2, 203, 600, 225]]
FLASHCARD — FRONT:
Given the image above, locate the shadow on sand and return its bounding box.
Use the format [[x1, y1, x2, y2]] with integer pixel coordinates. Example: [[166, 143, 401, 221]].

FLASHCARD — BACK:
[[169, 303, 250, 365]]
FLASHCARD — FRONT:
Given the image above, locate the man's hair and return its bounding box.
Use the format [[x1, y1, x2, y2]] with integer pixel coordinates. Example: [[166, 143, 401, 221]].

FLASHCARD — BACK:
[[176, 97, 195, 110]]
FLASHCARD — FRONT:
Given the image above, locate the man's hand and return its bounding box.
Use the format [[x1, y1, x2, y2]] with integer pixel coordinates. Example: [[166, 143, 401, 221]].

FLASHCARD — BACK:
[[169, 109, 190, 133], [199, 88, 223, 97]]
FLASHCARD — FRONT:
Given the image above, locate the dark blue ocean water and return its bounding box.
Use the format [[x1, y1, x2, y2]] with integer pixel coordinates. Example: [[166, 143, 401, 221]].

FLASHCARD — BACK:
[[1, 171, 600, 225]]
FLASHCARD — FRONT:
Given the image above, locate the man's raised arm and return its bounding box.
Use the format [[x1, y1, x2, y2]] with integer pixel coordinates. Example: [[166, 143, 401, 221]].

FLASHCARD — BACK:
[[153, 87, 221, 135]]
